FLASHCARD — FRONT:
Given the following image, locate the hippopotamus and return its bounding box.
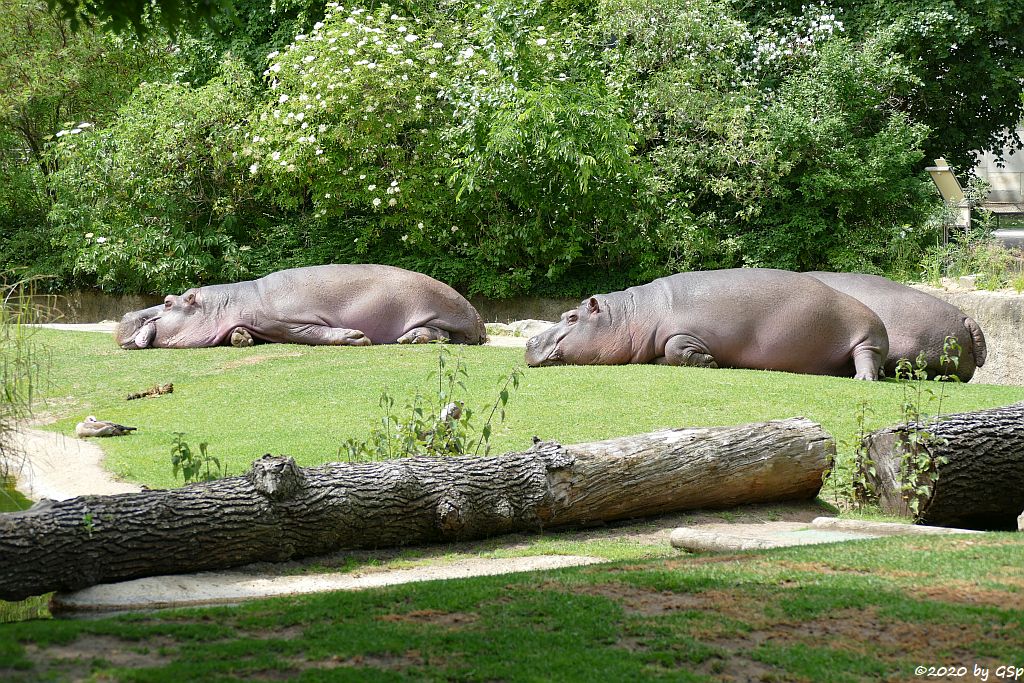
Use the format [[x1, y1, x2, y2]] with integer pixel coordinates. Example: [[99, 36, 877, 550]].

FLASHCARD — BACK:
[[115, 264, 487, 349], [525, 269, 889, 379], [805, 272, 986, 381]]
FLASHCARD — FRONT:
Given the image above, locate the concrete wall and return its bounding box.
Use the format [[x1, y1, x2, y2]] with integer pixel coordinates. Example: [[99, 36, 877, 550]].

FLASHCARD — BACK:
[[912, 285, 1024, 386], [28, 292, 162, 324], [974, 126, 1024, 204]]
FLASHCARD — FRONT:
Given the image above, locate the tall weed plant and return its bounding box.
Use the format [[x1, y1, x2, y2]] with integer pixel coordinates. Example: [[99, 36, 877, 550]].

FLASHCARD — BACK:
[[343, 345, 523, 461], [0, 279, 47, 502]]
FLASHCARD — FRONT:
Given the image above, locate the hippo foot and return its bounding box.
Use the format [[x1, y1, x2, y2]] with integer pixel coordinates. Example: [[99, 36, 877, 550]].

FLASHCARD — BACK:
[[230, 328, 255, 347], [344, 330, 372, 346], [663, 335, 718, 369], [397, 326, 451, 345]]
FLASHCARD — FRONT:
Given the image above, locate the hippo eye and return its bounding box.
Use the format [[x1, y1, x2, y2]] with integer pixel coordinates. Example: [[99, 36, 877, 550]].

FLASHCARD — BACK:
[[567, 313, 578, 324]]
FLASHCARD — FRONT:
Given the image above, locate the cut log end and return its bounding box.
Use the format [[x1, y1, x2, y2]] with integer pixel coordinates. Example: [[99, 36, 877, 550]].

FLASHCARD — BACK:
[[860, 402, 1024, 529], [249, 455, 305, 500]]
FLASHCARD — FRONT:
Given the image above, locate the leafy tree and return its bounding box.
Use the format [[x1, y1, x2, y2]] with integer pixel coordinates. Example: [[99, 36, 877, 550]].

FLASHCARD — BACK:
[[0, 1, 166, 179], [47, 0, 234, 35], [734, 1, 1024, 169], [171, 0, 326, 85], [0, 0, 169, 283]]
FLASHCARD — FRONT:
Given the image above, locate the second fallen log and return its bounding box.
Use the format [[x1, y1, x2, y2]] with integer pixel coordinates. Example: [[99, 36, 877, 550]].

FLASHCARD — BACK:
[[861, 401, 1024, 528], [0, 418, 832, 600]]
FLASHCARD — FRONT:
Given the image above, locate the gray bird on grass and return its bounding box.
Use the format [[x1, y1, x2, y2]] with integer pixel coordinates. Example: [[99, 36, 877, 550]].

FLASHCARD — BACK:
[[75, 416, 138, 438]]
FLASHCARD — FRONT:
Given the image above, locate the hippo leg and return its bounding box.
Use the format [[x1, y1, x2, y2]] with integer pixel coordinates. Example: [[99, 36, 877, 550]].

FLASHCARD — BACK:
[[230, 327, 255, 348], [657, 334, 719, 369], [286, 325, 373, 346], [397, 326, 451, 344], [852, 344, 883, 381]]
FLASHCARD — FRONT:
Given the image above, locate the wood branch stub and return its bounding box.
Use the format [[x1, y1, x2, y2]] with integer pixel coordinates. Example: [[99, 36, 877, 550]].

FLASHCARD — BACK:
[[862, 402, 1024, 528], [0, 419, 831, 600]]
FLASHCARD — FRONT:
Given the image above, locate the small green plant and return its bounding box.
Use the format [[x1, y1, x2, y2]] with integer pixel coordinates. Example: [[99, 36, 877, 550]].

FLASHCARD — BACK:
[[170, 432, 225, 484], [919, 211, 1024, 291], [0, 278, 49, 511], [1013, 272, 1024, 294], [81, 512, 95, 538], [342, 345, 524, 462], [827, 400, 876, 510], [890, 350, 953, 517]]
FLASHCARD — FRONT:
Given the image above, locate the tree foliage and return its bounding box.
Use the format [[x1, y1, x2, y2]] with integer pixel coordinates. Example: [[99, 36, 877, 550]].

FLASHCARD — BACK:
[[735, 0, 1024, 169], [4, 0, 1023, 295]]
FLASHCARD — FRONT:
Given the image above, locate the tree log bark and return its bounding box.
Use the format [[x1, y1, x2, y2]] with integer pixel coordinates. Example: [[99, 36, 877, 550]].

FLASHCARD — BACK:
[[0, 419, 831, 600], [862, 402, 1024, 529]]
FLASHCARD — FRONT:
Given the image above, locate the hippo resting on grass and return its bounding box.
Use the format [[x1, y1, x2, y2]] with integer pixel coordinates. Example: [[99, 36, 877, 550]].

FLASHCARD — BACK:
[[805, 272, 986, 382], [525, 269, 889, 380], [116, 264, 486, 349]]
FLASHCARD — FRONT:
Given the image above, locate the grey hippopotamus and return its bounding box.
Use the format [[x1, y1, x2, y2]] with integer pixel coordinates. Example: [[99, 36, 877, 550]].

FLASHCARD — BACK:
[[805, 272, 986, 381], [116, 264, 486, 349], [525, 269, 889, 380]]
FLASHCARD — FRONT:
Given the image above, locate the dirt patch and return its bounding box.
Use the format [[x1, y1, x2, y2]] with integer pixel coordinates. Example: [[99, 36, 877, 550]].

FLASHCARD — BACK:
[[912, 581, 1024, 609], [550, 575, 1013, 679], [378, 609, 478, 629], [245, 651, 426, 680], [567, 582, 711, 616], [294, 650, 425, 671], [772, 560, 872, 576], [22, 634, 177, 679], [547, 580, 754, 621], [771, 560, 930, 581], [238, 624, 306, 640]]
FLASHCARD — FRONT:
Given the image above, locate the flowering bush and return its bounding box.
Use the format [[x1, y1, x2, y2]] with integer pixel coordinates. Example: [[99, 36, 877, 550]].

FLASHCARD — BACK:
[[36, 0, 946, 294]]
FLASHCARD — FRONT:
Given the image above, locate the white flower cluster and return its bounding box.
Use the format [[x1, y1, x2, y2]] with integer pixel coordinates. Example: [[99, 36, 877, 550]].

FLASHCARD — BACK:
[[55, 122, 93, 138], [248, 3, 459, 210], [750, 4, 844, 71]]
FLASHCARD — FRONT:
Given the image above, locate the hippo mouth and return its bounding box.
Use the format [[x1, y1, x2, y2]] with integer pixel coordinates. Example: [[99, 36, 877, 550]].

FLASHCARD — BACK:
[[117, 316, 160, 350], [525, 336, 565, 367]]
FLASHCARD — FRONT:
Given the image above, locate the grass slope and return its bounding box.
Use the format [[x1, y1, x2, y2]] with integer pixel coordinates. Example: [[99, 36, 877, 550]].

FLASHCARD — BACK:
[[1, 534, 1021, 681], [33, 329, 1024, 489]]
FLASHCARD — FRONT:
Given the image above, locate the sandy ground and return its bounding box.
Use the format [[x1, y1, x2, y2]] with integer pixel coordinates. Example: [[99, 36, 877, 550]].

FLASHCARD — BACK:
[[11, 429, 141, 501]]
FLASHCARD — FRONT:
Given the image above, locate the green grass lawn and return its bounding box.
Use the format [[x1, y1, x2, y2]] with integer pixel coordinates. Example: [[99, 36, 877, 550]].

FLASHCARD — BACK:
[[4, 329, 1024, 676], [1, 534, 1021, 681], [31, 329, 1024, 490]]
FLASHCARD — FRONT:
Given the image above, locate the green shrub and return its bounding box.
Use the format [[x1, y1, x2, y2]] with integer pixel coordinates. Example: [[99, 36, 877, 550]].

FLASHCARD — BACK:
[[47, 58, 265, 293]]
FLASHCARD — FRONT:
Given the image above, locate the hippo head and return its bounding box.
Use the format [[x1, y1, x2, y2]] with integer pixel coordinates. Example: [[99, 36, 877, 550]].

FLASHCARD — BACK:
[[115, 288, 226, 349], [525, 297, 629, 367]]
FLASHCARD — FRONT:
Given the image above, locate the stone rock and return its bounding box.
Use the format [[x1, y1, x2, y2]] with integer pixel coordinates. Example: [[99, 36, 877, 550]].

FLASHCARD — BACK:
[[485, 320, 554, 338], [509, 319, 554, 338]]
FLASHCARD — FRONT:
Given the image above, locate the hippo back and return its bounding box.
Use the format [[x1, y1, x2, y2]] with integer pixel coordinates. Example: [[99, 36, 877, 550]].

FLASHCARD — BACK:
[[257, 264, 486, 344], [806, 272, 983, 381]]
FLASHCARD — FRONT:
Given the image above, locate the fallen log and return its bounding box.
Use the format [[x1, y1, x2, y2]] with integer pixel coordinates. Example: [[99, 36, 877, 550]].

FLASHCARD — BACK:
[[861, 402, 1024, 529], [0, 418, 831, 600]]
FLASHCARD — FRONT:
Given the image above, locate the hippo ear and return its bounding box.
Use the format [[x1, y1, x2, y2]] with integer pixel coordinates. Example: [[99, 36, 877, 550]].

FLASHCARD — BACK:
[[587, 297, 600, 314], [184, 292, 197, 305]]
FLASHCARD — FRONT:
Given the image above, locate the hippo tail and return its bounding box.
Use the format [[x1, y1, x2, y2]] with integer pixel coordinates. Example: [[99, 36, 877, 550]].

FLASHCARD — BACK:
[[964, 317, 987, 368]]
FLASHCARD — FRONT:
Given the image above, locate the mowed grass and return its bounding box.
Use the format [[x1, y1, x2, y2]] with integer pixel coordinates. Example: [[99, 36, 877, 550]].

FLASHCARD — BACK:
[[33, 328, 1024, 489], [1, 534, 1022, 681]]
